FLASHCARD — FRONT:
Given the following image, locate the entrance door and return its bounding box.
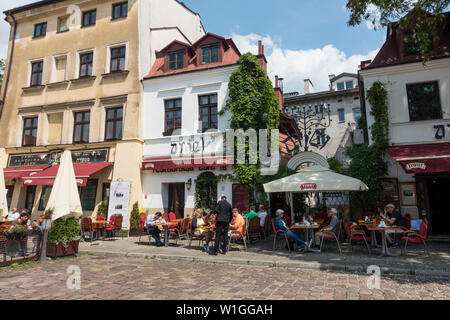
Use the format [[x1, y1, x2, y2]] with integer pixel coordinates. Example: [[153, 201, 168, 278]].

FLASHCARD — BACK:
[[232, 184, 249, 214], [427, 178, 450, 235], [25, 186, 36, 212], [168, 183, 185, 219]]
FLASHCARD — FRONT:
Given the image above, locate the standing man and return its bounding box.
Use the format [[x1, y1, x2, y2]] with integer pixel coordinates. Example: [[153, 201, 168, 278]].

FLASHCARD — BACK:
[[210, 195, 232, 255]]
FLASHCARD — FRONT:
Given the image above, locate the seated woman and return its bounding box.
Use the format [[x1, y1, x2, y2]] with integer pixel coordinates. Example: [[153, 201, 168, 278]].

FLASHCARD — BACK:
[[192, 209, 215, 253]]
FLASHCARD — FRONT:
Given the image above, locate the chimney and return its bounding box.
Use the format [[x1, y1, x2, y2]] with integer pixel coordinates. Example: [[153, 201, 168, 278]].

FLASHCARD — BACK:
[[360, 60, 372, 70], [257, 40, 267, 73], [328, 74, 335, 81], [274, 75, 284, 110], [304, 79, 314, 94]]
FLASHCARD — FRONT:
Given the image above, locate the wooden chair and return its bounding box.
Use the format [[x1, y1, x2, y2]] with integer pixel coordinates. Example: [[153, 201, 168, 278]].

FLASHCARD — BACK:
[[246, 216, 262, 242]]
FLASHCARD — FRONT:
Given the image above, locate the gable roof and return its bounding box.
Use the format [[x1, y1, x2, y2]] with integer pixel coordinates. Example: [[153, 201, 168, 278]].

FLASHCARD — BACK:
[[330, 73, 357, 83]]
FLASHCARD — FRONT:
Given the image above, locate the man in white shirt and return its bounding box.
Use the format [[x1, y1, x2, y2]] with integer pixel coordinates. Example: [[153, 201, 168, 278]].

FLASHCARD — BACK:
[[7, 208, 20, 221], [144, 212, 164, 247]]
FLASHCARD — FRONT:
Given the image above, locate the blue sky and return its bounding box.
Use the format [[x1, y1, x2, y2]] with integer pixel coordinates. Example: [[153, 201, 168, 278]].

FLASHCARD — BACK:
[[0, 0, 387, 92], [183, 0, 386, 57]]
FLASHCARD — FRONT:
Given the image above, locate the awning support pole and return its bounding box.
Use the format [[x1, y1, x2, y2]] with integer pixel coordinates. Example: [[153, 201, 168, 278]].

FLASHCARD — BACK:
[[289, 192, 294, 223]]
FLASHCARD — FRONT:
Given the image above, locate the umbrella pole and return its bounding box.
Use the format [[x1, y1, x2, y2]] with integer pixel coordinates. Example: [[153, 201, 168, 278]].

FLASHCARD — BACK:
[[289, 192, 294, 223]]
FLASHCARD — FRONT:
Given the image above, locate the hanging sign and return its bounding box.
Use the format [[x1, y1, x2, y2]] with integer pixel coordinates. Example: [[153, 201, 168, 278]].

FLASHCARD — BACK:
[[300, 183, 317, 191]]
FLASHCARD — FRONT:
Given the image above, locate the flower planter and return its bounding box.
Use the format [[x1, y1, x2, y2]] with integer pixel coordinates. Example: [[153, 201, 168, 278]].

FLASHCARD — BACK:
[[6, 239, 27, 257], [46, 240, 79, 258]]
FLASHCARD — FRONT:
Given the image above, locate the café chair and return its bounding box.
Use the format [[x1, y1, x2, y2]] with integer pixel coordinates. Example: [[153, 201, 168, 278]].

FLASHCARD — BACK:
[[81, 217, 96, 245], [168, 212, 177, 222], [178, 218, 192, 242], [188, 220, 205, 248], [138, 215, 151, 246], [271, 219, 291, 253], [401, 220, 429, 256], [228, 221, 247, 252], [246, 216, 262, 242], [319, 220, 342, 254], [344, 222, 371, 254]]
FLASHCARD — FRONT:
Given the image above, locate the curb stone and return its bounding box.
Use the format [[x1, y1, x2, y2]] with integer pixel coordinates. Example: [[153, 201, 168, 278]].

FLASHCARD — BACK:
[[80, 250, 450, 278]]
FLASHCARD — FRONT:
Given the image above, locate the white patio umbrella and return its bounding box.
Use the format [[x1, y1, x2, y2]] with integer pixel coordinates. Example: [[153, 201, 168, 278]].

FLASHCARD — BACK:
[[0, 149, 9, 218], [263, 165, 369, 220], [45, 150, 83, 221]]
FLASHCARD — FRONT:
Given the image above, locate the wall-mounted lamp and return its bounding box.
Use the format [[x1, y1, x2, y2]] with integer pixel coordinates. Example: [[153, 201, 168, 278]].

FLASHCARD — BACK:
[[186, 178, 192, 191]]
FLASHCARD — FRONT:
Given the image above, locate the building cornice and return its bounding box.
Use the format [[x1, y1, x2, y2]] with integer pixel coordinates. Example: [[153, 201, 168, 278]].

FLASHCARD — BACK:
[[284, 88, 360, 104]]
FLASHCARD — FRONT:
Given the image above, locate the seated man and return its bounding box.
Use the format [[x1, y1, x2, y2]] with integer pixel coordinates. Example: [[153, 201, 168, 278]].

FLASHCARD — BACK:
[[274, 209, 306, 253], [380, 204, 405, 248], [144, 212, 164, 247], [244, 206, 258, 220], [6, 208, 20, 221], [313, 208, 339, 250]]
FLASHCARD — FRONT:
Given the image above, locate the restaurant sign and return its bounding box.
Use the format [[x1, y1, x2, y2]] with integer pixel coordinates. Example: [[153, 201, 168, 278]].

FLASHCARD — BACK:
[[8, 149, 109, 167], [300, 183, 317, 191]]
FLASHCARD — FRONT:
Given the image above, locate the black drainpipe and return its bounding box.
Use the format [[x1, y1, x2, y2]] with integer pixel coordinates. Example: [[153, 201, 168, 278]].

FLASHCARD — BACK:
[[0, 12, 17, 119]]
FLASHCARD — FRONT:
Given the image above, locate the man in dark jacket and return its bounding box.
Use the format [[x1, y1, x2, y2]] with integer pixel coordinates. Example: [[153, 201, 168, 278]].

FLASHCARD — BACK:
[[210, 195, 232, 255]]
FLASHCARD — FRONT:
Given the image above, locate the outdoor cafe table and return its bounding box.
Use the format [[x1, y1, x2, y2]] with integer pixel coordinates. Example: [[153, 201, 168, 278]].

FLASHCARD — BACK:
[[366, 226, 403, 257], [0, 220, 9, 225], [358, 221, 381, 248], [92, 220, 109, 240], [290, 224, 321, 252]]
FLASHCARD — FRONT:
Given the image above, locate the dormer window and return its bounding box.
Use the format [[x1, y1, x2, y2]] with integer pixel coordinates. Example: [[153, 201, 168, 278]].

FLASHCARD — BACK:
[[168, 51, 185, 70], [201, 44, 220, 64]]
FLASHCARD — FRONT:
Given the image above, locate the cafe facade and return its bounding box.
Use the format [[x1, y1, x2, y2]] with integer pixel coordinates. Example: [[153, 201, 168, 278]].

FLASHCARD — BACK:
[[360, 13, 450, 236], [141, 33, 247, 218]]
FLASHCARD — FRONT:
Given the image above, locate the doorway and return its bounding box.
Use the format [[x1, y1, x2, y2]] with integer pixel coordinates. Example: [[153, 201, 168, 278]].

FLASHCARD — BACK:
[[25, 186, 36, 212], [168, 183, 185, 219], [427, 178, 450, 235]]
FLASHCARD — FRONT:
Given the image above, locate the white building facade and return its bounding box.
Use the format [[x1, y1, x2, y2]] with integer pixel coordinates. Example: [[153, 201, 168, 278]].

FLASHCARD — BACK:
[[360, 13, 450, 235], [141, 34, 242, 218]]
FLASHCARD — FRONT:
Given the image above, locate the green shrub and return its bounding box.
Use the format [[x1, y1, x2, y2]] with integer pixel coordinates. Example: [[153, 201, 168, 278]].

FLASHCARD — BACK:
[[48, 217, 81, 244]]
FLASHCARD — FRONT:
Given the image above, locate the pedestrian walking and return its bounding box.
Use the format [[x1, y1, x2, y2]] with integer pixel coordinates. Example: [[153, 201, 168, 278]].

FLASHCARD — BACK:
[[210, 195, 232, 255]]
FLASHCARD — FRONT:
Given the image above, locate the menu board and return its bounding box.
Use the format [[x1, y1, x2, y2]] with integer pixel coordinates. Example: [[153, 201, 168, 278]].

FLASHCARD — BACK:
[[8, 149, 108, 167], [108, 181, 131, 228]]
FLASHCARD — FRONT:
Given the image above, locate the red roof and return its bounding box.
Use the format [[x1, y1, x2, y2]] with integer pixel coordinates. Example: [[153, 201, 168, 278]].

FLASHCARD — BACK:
[[21, 162, 113, 187], [145, 33, 241, 79], [364, 12, 450, 70]]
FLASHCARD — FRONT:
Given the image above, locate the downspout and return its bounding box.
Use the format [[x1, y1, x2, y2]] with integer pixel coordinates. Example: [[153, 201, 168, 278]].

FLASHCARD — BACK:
[[0, 12, 17, 119]]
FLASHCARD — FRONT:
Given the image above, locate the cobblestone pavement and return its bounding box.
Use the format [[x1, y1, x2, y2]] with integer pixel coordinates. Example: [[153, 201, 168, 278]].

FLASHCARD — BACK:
[[1, 255, 449, 300]]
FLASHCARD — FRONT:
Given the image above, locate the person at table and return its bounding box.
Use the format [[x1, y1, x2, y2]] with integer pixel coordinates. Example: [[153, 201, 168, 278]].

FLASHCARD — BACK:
[[192, 209, 215, 253], [210, 195, 232, 256], [144, 212, 164, 247], [274, 209, 307, 253], [229, 208, 245, 236], [6, 208, 20, 221], [380, 204, 405, 248], [244, 206, 258, 220], [257, 205, 268, 227], [312, 208, 339, 249]]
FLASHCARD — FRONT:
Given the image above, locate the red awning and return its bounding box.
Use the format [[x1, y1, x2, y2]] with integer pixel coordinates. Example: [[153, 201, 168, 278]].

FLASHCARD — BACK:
[[387, 142, 450, 174], [21, 162, 113, 187], [142, 155, 233, 171], [3, 165, 50, 179]]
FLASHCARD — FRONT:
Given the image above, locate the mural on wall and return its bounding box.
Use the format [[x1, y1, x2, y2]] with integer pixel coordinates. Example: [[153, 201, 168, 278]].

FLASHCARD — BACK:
[[280, 104, 332, 154]]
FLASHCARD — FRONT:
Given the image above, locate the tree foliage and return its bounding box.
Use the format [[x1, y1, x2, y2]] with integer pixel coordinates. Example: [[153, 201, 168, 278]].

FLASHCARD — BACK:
[[346, 0, 450, 61], [346, 82, 389, 214], [225, 53, 280, 197]]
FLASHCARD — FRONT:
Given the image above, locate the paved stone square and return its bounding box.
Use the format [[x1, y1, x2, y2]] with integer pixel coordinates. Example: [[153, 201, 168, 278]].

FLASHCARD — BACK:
[[1, 255, 449, 300]]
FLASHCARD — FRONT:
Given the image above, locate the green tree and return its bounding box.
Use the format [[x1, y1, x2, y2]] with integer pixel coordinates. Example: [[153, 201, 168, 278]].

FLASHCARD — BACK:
[[346, 0, 450, 61], [225, 53, 280, 201]]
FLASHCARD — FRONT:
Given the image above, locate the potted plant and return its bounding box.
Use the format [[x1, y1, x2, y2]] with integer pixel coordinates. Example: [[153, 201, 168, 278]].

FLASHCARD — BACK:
[[5, 226, 28, 257], [97, 201, 108, 218], [46, 217, 81, 258]]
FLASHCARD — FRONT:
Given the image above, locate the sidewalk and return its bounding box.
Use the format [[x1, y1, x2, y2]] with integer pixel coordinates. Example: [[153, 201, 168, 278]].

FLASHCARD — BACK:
[[79, 236, 450, 277]]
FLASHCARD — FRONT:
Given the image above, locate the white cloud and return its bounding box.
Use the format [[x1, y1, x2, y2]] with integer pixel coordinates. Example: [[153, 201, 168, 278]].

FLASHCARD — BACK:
[[231, 32, 379, 93], [365, 4, 382, 30]]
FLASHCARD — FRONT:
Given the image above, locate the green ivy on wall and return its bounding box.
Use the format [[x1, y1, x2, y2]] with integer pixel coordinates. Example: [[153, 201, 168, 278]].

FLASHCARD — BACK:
[[194, 172, 235, 210], [346, 81, 389, 214]]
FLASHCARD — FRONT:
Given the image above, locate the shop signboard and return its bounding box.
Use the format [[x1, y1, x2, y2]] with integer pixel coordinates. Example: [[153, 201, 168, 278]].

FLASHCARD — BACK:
[[8, 149, 109, 167]]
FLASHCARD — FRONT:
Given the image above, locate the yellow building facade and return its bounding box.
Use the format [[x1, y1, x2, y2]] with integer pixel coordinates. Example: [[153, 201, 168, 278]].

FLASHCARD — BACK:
[[0, 0, 204, 230]]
